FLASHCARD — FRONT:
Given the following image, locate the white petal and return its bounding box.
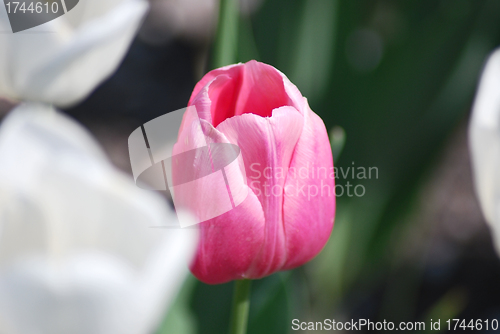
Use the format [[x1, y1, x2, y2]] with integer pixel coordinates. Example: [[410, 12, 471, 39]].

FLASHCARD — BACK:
[[0, 103, 197, 334], [469, 48, 500, 254], [0, 0, 148, 106]]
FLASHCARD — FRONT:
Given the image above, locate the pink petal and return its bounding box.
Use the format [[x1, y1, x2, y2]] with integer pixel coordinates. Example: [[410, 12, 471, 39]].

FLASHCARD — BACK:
[[171, 111, 248, 226], [190, 193, 266, 284], [173, 111, 262, 284], [189, 61, 292, 128], [188, 63, 243, 106], [281, 102, 335, 270], [215, 106, 304, 279]]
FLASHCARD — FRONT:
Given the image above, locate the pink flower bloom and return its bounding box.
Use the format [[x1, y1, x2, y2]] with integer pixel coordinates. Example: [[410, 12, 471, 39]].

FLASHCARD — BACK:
[[176, 60, 335, 284]]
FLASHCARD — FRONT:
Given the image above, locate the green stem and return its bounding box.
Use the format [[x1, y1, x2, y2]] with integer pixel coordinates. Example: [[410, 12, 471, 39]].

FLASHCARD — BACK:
[[213, 0, 239, 68], [229, 279, 252, 334]]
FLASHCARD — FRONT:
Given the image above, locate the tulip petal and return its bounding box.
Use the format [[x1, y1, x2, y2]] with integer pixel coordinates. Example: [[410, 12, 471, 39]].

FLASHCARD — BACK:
[[232, 60, 290, 118], [281, 102, 335, 270], [214, 106, 304, 279], [173, 111, 263, 283], [189, 61, 291, 128], [190, 194, 266, 284]]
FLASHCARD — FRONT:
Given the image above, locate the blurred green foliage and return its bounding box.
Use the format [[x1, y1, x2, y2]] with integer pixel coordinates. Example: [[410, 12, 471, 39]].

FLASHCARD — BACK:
[[160, 0, 500, 333]]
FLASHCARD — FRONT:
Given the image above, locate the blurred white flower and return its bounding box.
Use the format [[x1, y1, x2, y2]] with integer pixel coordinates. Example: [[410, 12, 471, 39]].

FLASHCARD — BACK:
[[0, 103, 197, 334], [0, 0, 148, 107], [469, 48, 500, 254]]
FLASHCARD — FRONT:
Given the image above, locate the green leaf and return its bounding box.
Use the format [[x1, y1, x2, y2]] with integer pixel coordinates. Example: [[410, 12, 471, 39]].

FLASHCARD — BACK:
[[213, 0, 239, 68]]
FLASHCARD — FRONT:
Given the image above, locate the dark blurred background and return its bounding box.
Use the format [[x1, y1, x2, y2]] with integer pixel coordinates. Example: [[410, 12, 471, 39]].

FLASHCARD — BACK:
[[64, 0, 500, 332]]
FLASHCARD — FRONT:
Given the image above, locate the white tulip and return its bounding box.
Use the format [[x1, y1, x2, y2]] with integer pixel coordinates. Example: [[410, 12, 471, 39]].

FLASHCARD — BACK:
[[0, 103, 197, 334], [0, 0, 148, 106], [469, 48, 500, 254]]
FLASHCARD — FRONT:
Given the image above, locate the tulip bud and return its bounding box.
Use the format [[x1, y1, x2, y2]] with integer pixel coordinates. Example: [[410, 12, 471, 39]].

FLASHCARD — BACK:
[[177, 60, 335, 284]]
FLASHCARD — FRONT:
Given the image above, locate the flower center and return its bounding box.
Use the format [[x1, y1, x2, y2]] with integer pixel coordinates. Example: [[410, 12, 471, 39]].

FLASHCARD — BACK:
[[209, 61, 291, 127]]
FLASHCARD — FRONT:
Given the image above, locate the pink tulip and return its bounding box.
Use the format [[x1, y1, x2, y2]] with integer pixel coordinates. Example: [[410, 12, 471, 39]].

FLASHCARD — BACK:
[[175, 60, 335, 284]]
